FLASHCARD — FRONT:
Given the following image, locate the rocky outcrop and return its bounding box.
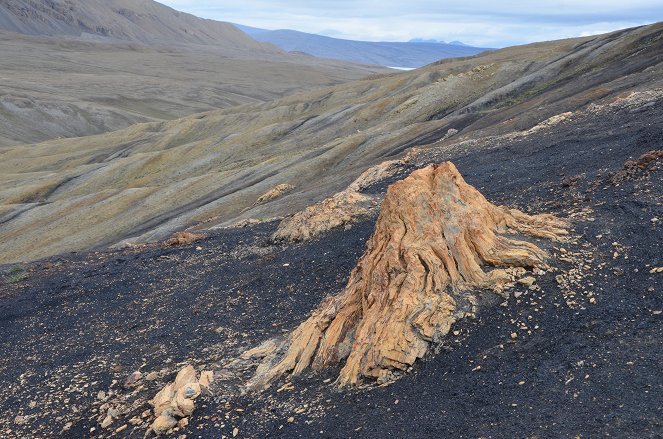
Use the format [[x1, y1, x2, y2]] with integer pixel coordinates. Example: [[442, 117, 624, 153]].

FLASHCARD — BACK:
[[150, 366, 214, 435], [246, 162, 568, 389], [271, 159, 407, 242]]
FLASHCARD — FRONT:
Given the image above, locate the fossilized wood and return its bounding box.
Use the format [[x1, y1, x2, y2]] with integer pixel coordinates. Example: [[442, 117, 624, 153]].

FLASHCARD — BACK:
[[271, 189, 379, 242], [255, 184, 295, 205], [246, 161, 568, 389], [271, 158, 407, 242]]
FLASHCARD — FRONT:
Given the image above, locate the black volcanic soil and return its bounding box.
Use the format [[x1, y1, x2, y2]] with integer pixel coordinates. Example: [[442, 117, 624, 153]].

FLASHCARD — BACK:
[[0, 102, 661, 438]]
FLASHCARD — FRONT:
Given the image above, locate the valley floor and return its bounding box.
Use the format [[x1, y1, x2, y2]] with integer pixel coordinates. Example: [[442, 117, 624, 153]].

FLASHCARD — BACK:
[[0, 95, 661, 438]]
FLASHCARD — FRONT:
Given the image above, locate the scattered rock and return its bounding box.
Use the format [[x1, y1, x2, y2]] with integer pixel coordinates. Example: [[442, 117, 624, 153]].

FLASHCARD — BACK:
[[124, 371, 143, 388], [101, 415, 113, 429], [146, 372, 160, 381], [518, 276, 536, 287], [610, 150, 663, 183], [442, 128, 459, 139], [152, 412, 178, 435]]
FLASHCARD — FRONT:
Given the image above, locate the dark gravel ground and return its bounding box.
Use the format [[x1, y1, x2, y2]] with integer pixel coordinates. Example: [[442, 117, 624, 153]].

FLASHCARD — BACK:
[[0, 99, 661, 439]]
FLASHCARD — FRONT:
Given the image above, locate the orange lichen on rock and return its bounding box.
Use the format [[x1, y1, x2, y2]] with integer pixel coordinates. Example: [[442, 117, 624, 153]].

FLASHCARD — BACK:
[[245, 161, 568, 389]]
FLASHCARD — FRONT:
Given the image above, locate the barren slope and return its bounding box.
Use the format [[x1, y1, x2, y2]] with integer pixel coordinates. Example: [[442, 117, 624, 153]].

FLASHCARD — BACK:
[[0, 23, 662, 264], [0, 72, 660, 438], [0, 31, 386, 146]]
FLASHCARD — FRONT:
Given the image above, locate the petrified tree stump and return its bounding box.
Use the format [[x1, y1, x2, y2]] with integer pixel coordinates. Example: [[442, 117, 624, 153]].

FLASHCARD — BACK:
[[244, 162, 568, 389]]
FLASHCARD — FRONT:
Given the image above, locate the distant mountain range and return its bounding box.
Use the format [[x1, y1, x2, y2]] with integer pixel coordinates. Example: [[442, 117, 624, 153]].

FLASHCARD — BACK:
[[409, 38, 471, 46], [235, 24, 489, 68]]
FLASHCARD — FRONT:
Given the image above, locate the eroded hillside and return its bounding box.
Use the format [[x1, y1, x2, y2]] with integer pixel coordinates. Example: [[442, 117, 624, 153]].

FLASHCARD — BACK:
[[0, 23, 662, 264], [0, 0, 388, 146]]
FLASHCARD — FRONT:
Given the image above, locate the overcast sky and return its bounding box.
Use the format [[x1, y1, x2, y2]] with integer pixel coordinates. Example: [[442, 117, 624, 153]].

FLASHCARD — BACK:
[[159, 1, 663, 47]]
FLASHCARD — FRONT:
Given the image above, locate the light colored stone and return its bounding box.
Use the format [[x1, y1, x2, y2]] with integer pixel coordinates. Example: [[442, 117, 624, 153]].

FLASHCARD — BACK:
[[199, 371, 214, 391], [152, 412, 178, 435], [101, 415, 113, 429], [518, 276, 536, 287], [124, 371, 143, 388], [146, 372, 160, 381], [150, 365, 209, 433]]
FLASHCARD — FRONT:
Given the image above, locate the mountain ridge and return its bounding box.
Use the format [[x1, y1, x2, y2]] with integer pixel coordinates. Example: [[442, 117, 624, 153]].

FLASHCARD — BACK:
[[234, 23, 488, 68]]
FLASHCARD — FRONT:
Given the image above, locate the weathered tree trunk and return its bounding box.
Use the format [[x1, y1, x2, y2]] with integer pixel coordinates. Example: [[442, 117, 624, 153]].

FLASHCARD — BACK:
[[244, 162, 568, 389]]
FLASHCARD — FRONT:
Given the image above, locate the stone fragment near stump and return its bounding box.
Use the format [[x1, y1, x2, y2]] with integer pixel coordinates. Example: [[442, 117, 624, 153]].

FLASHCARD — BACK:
[[124, 371, 143, 388], [518, 276, 536, 287], [101, 415, 113, 429], [152, 413, 178, 435], [146, 371, 160, 381], [150, 365, 214, 435]]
